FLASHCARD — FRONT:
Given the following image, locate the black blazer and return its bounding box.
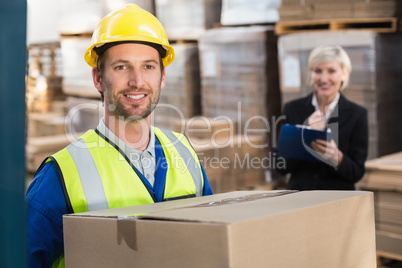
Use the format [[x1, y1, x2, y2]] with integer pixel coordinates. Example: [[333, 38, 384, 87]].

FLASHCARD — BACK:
[[276, 93, 368, 190]]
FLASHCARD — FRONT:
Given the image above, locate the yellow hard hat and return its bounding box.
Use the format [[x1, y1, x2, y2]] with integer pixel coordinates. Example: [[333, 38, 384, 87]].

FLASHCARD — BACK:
[[84, 4, 175, 67]]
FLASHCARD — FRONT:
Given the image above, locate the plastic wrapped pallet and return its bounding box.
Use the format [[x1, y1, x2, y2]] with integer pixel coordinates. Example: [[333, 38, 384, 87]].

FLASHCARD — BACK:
[[60, 36, 99, 98], [198, 26, 281, 139], [277, 30, 402, 159], [59, 0, 155, 35], [155, 0, 222, 40], [153, 43, 201, 130], [220, 0, 280, 26]]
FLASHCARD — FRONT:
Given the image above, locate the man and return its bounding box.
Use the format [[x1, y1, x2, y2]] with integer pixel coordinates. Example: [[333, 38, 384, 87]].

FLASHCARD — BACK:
[[26, 5, 212, 267]]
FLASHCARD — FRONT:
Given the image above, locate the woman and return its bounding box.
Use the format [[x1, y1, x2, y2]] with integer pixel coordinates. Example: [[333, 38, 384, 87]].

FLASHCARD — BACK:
[[277, 45, 368, 190]]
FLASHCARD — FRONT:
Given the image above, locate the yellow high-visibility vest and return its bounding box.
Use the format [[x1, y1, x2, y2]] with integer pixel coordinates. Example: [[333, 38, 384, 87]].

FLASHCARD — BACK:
[[49, 127, 204, 268]]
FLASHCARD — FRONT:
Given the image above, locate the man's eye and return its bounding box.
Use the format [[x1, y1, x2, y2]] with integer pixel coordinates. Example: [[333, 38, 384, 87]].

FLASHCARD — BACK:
[[314, 69, 322, 74], [145, 65, 154, 70], [115, 65, 127, 70]]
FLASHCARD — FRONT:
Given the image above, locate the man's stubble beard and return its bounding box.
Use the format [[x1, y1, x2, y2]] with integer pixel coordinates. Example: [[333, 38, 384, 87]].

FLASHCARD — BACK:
[[103, 76, 161, 122]]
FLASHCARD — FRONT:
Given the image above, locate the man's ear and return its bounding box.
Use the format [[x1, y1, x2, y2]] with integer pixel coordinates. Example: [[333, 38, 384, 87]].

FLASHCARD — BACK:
[[92, 67, 103, 93], [160, 68, 166, 90]]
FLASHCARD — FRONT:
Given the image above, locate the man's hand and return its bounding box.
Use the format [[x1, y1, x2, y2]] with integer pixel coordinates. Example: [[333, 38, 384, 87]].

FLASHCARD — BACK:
[[311, 139, 343, 167]]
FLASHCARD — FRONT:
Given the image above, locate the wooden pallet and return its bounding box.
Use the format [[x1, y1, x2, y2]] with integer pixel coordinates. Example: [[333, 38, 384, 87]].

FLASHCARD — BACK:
[[376, 232, 402, 263], [169, 39, 198, 45], [60, 33, 93, 38], [275, 17, 398, 35]]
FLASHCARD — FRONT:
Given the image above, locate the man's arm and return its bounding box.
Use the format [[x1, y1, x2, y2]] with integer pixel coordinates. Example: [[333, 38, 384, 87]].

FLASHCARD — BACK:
[[200, 165, 213, 196], [26, 161, 68, 268]]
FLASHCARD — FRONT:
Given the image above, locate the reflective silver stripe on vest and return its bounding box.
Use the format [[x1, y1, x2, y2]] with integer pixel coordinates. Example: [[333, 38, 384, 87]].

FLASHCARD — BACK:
[[66, 139, 109, 211], [159, 129, 202, 197]]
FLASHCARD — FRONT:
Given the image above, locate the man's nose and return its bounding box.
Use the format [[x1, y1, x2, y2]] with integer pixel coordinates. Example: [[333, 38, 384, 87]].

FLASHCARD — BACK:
[[128, 69, 145, 88]]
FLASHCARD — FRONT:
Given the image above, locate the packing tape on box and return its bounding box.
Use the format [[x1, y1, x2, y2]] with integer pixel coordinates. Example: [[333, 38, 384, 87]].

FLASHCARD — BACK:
[[119, 190, 298, 220], [191, 190, 298, 207]]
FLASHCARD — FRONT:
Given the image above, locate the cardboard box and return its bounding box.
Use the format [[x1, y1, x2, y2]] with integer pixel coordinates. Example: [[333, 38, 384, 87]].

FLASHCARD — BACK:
[[64, 190, 376, 268]]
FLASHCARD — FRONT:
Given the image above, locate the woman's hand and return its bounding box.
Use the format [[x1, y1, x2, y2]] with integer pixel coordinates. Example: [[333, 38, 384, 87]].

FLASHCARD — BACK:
[[308, 110, 326, 130], [311, 139, 343, 168]]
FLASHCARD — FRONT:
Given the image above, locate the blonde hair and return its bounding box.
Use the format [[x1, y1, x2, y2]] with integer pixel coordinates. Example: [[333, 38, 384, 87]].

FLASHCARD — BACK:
[[308, 45, 352, 90]]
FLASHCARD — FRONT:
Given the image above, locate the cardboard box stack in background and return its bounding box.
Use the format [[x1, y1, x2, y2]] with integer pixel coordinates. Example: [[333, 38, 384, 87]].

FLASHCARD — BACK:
[[63, 190, 376, 268], [174, 117, 268, 193], [198, 25, 281, 139], [26, 133, 81, 173], [277, 30, 402, 160], [155, 0, 222, 40], [220, 0, 280, 26], [153, 43, 202, 130], [26, 42, 70, 174], [279, 0, 402, 21], [26, 42, 65, 114], [356, 152, 402, 256]]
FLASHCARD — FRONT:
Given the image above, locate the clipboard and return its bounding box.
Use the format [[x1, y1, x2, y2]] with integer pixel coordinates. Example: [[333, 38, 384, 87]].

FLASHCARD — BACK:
[[276, 124, 333, 162]]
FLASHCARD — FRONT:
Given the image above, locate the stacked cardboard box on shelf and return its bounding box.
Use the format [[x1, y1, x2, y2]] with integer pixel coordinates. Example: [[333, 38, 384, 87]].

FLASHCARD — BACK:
[[279, 0, 401, 21], [25, 97, 100, 173], [26, 96, 101, 173], [27, 112, 66, 138], [26, 42, 69, 173], [26, 133, 82, 173], [155, 0, 222, 40], [153, 42, 201, 130], [220, 0, 280, 26], [357, 152, 402, 192], [175, 117, 268, 193], [198, 26, 281, 140], [26, 43, 65, 114], [277, 30, 402, 160], [356, 152, 402, 256]]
